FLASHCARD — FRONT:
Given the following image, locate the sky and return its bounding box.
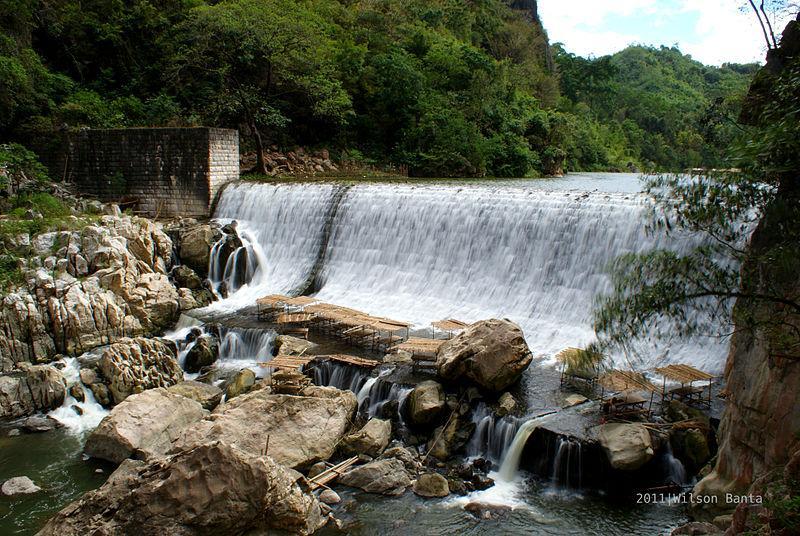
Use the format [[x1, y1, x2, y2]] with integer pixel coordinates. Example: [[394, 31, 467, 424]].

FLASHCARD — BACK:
[[538, 0, 796, 66]]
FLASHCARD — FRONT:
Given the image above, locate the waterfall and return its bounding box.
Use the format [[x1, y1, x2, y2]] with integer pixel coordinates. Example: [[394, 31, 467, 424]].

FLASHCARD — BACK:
[[662, 443, 688, 486], [550, 437, 583, 489], [208, 228, 265, 298], [311, 361, 410, 420], [48, 358, 108, 435], [215, 327, 275, 377], [207, 182, 341, 309], [466, 403, 520, 463], [498, 419, 541, 481], [210, 177, 728, 373]]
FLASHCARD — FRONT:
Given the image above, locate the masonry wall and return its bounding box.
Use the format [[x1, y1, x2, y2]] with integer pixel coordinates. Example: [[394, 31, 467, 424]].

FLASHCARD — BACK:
[[69, 127, 239, 218]]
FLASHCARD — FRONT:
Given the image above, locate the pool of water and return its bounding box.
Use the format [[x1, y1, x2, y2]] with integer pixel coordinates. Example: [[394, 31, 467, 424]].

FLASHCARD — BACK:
[[322, 476, 687, 536], [0, 429, 111, 535]]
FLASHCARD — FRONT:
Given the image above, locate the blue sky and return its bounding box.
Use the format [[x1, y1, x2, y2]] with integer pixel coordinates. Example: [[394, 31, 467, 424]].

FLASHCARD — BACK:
[[538, 0, 795, 65]]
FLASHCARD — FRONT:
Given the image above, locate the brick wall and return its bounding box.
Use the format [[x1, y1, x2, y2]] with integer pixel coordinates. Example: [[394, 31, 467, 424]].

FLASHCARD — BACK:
[[69, 127, 239, 218]]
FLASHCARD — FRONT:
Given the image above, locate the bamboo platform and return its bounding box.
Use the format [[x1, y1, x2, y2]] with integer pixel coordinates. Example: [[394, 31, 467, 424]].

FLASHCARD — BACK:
[[317, 354, 380, 368], [389, 337, 444, 358], [261, 355, 315, 370], [431, 319, 468, 338], [308, 456, 359, 491]]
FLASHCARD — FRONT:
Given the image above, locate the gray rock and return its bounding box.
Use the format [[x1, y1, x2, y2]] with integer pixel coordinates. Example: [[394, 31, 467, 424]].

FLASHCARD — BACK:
[[38, 442, 326, 536], [98, 337, 183, 405], [21, 415, 61, 433], [167, 380, 223, 410], [436, 319, 532, 392], [274, 335, 318, 356], [85, 388, 208, 464], [338, 458, 412, 496], [178, 224, 217, 277], [413, 473, 450, 498], [172, 386, 357, 469], [407, 380, 445, 427], [319, 489, 341, 505], [497, 392, 517, 416], [225, 368, 256, 400], [0, 364, 66, 421], [2, 476, 41, 495], [598, 423, 655, 471], [339, 418, 391, 457]]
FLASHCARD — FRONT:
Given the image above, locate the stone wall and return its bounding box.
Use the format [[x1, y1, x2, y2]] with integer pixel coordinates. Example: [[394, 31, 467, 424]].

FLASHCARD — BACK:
[[69, 128, 238, 218]]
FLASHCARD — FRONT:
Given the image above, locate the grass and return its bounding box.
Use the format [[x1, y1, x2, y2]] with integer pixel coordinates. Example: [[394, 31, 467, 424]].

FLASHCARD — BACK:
[[0, 193, 101, 289]]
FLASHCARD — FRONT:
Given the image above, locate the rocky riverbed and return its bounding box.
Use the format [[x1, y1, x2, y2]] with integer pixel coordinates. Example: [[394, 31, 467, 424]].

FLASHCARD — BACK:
[[0, 203, 716, 535]]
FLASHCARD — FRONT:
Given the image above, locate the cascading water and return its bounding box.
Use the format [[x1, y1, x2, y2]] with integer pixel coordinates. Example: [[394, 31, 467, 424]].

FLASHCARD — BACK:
[[311, 361, 411, 420], [208, 228, 265, 297], [48, 358, 108, 434], [466, 403, 520, 463], [498, 419, 542, 481], [662, 443, 688, 486], [207, 182, 340, 309], [209, 177, 728, 374], [550, 437, 583, 490]]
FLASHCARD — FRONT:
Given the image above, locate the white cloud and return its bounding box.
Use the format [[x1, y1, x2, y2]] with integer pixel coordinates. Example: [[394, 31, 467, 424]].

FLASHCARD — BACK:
[[538, 0, 797, 65]]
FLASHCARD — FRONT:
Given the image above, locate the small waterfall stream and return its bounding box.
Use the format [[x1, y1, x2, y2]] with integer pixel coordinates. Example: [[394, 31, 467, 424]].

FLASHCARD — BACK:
[[550, 437, 583, 490], [498, 419, 542, 481], [466, 403, 520, 463]]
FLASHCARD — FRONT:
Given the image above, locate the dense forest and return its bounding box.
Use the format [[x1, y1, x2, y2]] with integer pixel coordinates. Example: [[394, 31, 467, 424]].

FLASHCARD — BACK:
[[0, 0, 758, 177]]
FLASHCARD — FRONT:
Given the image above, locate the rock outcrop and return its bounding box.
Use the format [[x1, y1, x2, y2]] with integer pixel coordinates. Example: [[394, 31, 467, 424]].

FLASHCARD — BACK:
[[84, 388, 208, 463], [274, 335, 318, 356], [38, 441, 326, 536], [0, 364, 66, 420], [176, 224, 219, 277], [171, 386, 357, 469], [436, 319, 532, 392], [338, 458, 412, 496], [0, 216, 184, 369], [167, 380, 223, 411], [598, 423, 655, 471], [339, 418, 391, 457], [692, 16, 800, 520], [413, 472, 450, 498], [407, 380, 445, 427], [96, 337, 183, 405]]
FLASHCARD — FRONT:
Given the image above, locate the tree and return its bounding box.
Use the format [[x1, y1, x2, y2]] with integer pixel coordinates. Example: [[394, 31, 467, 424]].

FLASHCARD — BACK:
[[171, 0, 351, 174], [593, 14, 800, 362]]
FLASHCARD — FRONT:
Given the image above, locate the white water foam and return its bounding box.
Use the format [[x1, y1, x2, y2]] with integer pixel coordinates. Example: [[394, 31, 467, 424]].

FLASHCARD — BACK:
[[208, 178, 729, 374], [48, 358, 108, 435]]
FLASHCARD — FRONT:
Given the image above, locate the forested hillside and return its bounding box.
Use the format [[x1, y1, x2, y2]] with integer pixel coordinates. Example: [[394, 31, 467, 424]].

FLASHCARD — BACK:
[[554, 44, 759, 172], [0, 0, 757, 177]]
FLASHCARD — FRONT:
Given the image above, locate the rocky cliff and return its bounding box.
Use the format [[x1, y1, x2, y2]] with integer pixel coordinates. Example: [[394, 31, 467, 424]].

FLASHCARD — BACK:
[[692, 15, 800, 520]]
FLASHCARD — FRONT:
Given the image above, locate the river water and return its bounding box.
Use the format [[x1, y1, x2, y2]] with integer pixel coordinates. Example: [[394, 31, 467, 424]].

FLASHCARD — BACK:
[[2, 173, 707, 534]]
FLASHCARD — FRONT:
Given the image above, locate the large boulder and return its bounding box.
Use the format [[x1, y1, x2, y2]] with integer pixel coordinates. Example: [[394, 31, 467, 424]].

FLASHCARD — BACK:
[[178, 224, 217, 277], [274, 335, 318, 356], [172, 386, 357, 469], [407, 380, 445, 427], [338, 458, 412, 496], [167, 380, 223, 411], [224, 368, 256, 400], [84, 388, 208, 464], [598, 423, 655, 471], [427, 415, 475, 461], [339, 418, 391, 457], [413, 472, 450, 498], [38, 441, 326, 536], [0, 364, 66, 420], [183, 335, 218, 374], [436, 319, 532, 392], [0, 216, 178, 367], [98, 337, 183, 405]]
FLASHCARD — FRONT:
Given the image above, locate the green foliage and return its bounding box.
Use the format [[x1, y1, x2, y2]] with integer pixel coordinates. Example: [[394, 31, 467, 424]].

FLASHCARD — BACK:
[[593, 48, 800, 359], [554, 44, 757, 172], [0, 142, 49, 192]]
